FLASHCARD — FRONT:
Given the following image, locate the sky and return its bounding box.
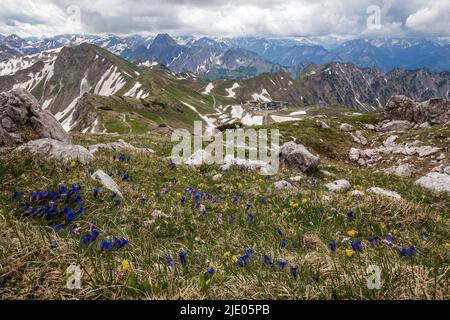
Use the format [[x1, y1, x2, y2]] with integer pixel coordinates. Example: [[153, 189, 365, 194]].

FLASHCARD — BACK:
[[0, 0, 449, 38]]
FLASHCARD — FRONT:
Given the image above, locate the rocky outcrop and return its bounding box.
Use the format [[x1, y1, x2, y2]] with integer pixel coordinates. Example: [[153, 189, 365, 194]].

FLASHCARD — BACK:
[[16, 138, 93, 163], [385, 95, 450, 125], [384, 164, 414, 177], [377, 120, 414, 132], [0, 89, 70, 148], [415, 172, 450, 193], [349, 137, 441, 166], [279, 142, 320, 172]]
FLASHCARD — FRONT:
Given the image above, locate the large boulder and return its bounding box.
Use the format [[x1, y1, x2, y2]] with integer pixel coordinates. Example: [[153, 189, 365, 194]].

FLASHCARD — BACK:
[[415, 172, 450, 193], [325, 179, 351, 192], [385, 95, 450, 125], [0, 89, 70, 147], [278, 142, 320, 172], [16, 138, 93, 163], [378, 120, 414, 132]]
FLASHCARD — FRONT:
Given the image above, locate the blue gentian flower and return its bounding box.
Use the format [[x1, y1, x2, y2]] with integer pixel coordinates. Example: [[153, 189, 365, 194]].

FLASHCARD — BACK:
[[248, 213, 255, 221], [179, 250, 187, 266], [277, 260, 287, 268], [67, 210, 76, 221], [290, 266, 299, 279], [114, 199, 122, 207], [422, 232, 429, 240], [91, 229, 100, 241], [329, 242, 337, 252], [101, 240, 112, 252], [74, 195, 83, 203], [228, 216, 236, 223], [181, 196, 187, 206], [112, 192, 117, 198], [166, 254, 175, 268], [140, 197, 146, 205], [263, 255, 273, 267], [245, 204, 252, 211], [60, 185, 68, 194], [76, 205, 85, 214], [280, 239, 287, 248], [384, 236, 395, 245], [123, 174, 130, 181], [93, 188, 100, 198], [350, 241, 363, 253], [168, 162, 177, 169], [347, 211, 354, 219], [277, 228, 283, 236], [368, 236, 380, 245], [206, 267, 215, 275], [82, 234, 92, 245]]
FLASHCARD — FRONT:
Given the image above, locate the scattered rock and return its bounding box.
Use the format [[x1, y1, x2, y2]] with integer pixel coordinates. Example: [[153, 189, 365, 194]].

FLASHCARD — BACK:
[[91, 169, 123, 198], [350, 130, 368, 145], [415, 172, 450, 193], [445, 166, 450, 175], [340, 123, 354, 132], [325, 179, 351, 192], [16, 138, 93, 163], [364, 124, 376, 131], [212, 173, 222, 181], [0, 89, 70, 148], [279, 141, 320, 172], [349, 190, 365, 197], [89, 139, 154, 154], [383, 135, 398, 148], [385, 164, 414, 177], [316, 120, 330, 129], [349, 148, 361, 162], [274, 180, 294, 190], [378, 120, 413, 132], [385, 95, 450, 125], [367, 187, 402, 200], [321, 170, 335, 177]]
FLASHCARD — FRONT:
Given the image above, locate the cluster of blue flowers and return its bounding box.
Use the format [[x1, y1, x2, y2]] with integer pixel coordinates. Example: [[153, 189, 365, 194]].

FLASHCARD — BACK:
[[12, 184, 129, 252]]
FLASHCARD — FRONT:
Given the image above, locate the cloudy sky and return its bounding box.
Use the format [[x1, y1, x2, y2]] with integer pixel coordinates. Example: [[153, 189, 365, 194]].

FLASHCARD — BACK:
[[1, 0, 449, 38]]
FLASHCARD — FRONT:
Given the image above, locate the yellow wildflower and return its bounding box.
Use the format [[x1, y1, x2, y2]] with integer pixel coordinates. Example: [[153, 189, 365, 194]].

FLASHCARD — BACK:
[[231, 255, 238, 263], [122, 259, 131, 272], [290, 201, 299, 208], [223, 252, 230, 258], [301, 198, 308, 204], [380, 223, 386, 229], [345, 249, 355, 257], [347, 229, 357, 237], [436, 215, 443, 222], [69, 161, 77, 168], [444, 243, 450, 249]]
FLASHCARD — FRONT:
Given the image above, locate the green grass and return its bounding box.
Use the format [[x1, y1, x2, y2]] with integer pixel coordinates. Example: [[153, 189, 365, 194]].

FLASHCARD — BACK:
[[0, 130, 448, 300]]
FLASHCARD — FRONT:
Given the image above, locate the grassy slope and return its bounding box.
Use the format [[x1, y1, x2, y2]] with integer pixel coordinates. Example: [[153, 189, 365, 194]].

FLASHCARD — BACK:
[[0, 117, 449, 300]]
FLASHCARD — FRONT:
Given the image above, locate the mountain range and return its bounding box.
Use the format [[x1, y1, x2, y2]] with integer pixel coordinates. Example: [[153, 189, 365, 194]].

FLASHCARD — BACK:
[[0, 42, 448, 134], [1, 33, 450, 81]]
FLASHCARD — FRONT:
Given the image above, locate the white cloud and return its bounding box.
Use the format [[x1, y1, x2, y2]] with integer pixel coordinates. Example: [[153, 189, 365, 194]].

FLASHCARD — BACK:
[[405, 0, 450, 35], [0, 0, 448, 38]]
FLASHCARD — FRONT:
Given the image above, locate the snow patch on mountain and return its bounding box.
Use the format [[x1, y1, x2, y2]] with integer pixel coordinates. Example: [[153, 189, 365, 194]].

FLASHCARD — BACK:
[[226, 82, 240, 98]]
